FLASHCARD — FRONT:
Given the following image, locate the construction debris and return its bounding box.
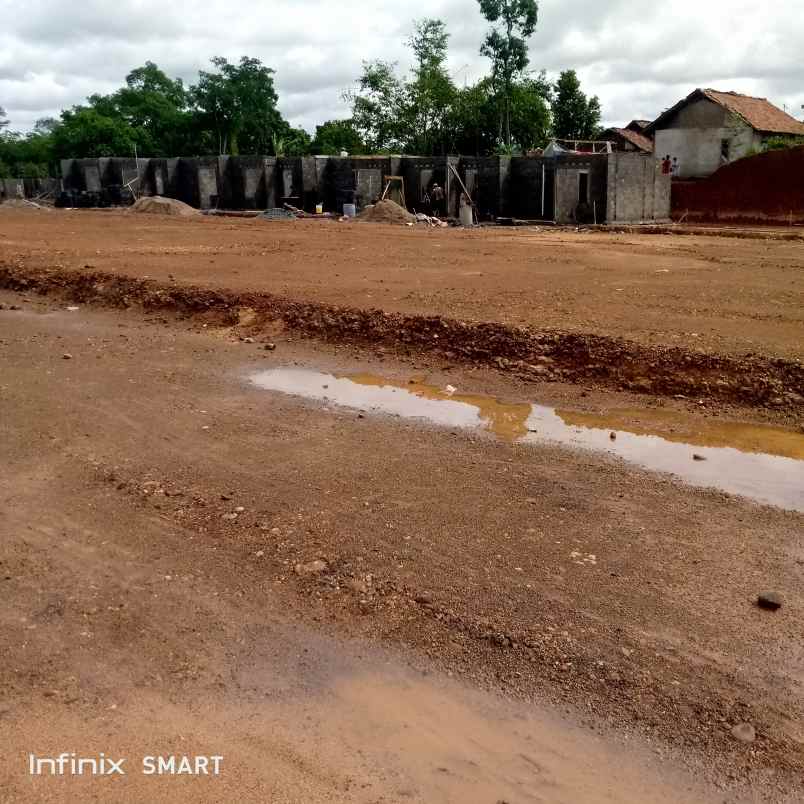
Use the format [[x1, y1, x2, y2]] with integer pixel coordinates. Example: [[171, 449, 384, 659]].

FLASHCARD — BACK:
[[258, 208, 297, 221], [0, 198, 49, 211]]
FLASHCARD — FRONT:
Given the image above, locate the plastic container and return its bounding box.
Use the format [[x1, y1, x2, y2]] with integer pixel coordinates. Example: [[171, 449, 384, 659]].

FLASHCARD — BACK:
[[315, 203, 324, 214], [343, 203, 356, 218]]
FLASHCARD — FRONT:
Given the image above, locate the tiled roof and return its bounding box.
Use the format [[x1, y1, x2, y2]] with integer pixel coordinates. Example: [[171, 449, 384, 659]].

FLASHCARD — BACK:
[[602, 127, 654, 153], [648, 89, 804, 136], [627, 119, 651, 132], [701, 90, 804, 135]]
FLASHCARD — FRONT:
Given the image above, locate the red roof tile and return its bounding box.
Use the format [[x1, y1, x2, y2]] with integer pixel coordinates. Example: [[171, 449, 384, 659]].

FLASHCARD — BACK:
[[648, 89, 804, 136], [701, 90, 804, 135], [602, 127, 654, 153]]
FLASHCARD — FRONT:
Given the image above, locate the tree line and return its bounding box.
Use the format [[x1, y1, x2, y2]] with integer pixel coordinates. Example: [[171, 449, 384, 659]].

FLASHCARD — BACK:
[[0, 1, 604, 178]]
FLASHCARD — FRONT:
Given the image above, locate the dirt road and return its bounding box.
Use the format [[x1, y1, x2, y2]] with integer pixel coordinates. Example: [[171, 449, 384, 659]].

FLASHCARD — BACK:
[[1, 209, 802, 359], [1, 290, 802, 801]]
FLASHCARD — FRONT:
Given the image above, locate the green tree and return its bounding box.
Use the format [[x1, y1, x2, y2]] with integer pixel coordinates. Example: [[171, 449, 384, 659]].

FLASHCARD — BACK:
[[403, 18, 458, 155], [477, 0, 539, 148], [763, 135, 804, 151], [346, 60, 406, 152], [273, 126, 312, 157], [0, 106, 8, 131], [51, 107, 136, 158], [448, 79, 497, 155], [447, 73, 550, 156], [192, 56, 288, 155], [311, 119, 364, 154], [551, 70, 601, 140], [113, 62, 191, 155], [507, 73, 551, 151]]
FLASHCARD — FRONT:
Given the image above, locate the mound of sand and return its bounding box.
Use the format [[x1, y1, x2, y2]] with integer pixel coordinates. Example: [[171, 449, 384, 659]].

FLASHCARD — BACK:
[[356, 199, 416, 225], [0, 198, 49, 211], [130, 196, 200, 217]]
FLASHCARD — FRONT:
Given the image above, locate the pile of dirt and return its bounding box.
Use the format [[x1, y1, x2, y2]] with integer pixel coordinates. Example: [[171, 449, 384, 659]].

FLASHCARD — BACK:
[[130, 196, 200, 217], [0, 198, 49, 211], [356, 199, 416, 225]]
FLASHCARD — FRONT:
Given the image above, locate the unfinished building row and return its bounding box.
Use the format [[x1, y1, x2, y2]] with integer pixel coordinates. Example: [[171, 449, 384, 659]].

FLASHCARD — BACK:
[[59, 152, 670, 225]]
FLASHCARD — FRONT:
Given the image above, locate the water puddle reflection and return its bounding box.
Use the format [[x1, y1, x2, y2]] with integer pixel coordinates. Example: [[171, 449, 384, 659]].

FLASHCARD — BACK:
[[250, 368, 804, 512]]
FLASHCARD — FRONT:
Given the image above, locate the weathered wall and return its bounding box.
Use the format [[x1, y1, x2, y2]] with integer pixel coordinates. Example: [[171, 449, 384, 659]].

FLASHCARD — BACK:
[[510, 155, 607, 222], [654, 97, 761, 178], [55, 153, 671, 224], [509, 157, 548, 219], [0, 176, 59, 200], [553, 155, 608, 224], [605, 153, 670, 223], [459, 157, 505, 219], [672, 145, 804, 225]]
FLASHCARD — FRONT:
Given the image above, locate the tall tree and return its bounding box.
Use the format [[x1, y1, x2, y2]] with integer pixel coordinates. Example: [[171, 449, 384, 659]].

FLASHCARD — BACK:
[[507, 73, 551, 151], [448, 73, 550, 155], [192, 56, 288, 155], [477, 0, 539, 148], [112, 62, 191, 155], [346, 60, 406, 152], [0, 106, 8, 131], [404, 19, 458, 155], [551, 70, 601, 140]]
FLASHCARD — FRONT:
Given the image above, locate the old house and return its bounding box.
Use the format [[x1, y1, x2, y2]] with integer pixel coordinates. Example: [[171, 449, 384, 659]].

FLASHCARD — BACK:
[[646, 89, 804, 178], [600, 121, 654, 154]]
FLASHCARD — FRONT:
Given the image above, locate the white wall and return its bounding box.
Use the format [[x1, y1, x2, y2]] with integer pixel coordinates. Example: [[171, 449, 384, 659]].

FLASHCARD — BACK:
[[654, 97, 763, 178], [655, 126, 759, 178]]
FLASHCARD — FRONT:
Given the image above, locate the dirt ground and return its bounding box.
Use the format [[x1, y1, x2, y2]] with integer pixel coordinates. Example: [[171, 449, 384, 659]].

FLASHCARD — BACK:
[[1, 289, 803, 802], [0, 209, 802, 359], [1, 210, 803, 801]]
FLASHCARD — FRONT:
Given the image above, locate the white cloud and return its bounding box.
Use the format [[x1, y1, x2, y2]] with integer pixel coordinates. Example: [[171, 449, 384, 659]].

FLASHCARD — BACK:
[[1, 0, 802, 133]]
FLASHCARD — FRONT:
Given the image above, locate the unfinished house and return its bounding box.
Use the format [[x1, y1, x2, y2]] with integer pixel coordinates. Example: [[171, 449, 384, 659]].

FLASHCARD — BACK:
[[647, 89, 804, 179], [59, 151, 670, 224], [510, 151, 669, 224]]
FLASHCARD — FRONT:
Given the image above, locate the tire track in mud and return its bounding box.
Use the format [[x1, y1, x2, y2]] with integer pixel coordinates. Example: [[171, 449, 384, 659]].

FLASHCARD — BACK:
[[2, 262, 801, 414]]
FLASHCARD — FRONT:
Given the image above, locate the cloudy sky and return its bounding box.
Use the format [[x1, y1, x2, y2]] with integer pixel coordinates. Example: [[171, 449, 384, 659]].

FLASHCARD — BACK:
[[1, 0, 802, 134]]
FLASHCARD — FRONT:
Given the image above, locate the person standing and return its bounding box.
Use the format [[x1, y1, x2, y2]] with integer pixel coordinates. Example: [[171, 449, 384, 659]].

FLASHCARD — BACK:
[[431, 182, 445, 217], [661, 155, 672, 175], [671, 157, 680, 177]]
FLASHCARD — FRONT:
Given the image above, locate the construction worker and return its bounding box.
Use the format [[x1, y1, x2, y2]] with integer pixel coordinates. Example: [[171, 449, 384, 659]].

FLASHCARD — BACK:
[[431, 182, 445, 217]]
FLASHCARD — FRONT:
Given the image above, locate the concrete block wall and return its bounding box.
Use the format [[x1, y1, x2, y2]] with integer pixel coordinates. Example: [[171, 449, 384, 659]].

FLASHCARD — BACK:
[[0, 176, 59, 200], [56, 152, 670, 223], [553, 155, 608, 224], [459, 157, 501, 219], [606, 153, 670, 223], [510, 157, 548, 219]]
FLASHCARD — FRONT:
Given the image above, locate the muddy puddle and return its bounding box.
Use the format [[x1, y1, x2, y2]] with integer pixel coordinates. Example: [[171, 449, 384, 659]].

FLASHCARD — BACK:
[[250, 368, 804, 512]]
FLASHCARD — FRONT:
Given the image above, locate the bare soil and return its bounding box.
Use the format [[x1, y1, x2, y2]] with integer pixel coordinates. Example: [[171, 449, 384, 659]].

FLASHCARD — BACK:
[[0, 210, 801, 414], [0, 209, 801, 359], [1, 211, 803, 801], [1, 291, 803, 802]]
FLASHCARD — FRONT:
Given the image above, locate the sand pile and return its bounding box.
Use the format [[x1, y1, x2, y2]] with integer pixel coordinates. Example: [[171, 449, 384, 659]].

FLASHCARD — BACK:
[[0, 198, 49, 211], [356, 199, 416, 225], [130, 196, 200, 217]]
